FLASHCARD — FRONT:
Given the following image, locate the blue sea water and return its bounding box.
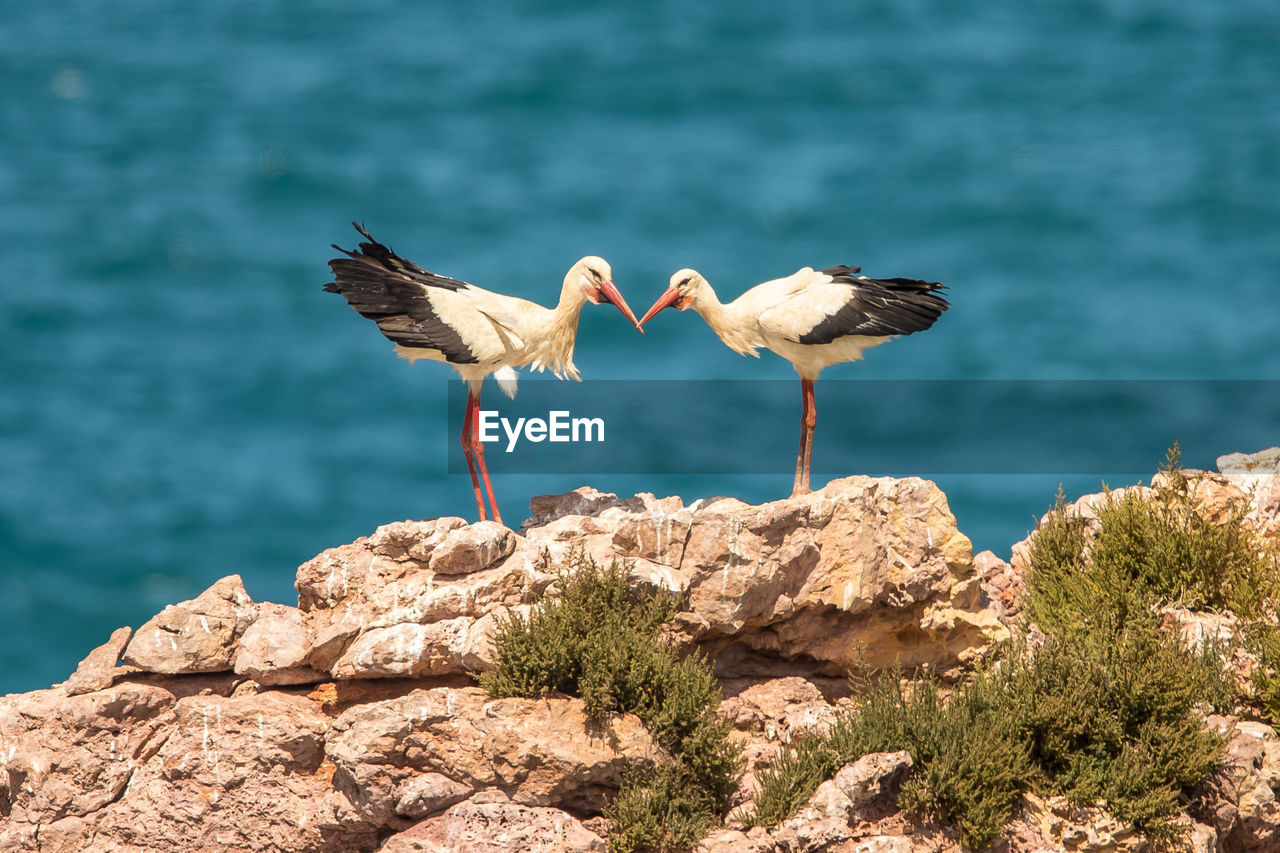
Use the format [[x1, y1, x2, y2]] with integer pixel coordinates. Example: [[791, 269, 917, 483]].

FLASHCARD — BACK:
[[2, 0, 1279, 694]]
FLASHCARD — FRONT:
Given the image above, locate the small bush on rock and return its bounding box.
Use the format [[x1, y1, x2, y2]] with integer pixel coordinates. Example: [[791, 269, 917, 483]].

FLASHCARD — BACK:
[[605, 763, 716, 853], [747, 669, 1031, 850], [1029, 446, 1275, 627], [1001, 633, 1223, 842], [482, 552, 741, 853], [1246, 622, 1280, 726], [749, 636, 1223, 848], [480, 555, 677, 714], [1017, 449, 1234, 840], [749, 446, 1247, 849], [745, 731, 844, 830]]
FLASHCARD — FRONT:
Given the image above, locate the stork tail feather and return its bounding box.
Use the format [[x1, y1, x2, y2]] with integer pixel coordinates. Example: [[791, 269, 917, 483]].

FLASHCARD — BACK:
[[494, 365, 519, 399]]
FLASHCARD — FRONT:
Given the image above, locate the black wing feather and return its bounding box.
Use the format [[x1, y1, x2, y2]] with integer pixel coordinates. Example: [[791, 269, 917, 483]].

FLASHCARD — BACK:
[[796, 267, 950, 345], [325, 223, 478, 364]]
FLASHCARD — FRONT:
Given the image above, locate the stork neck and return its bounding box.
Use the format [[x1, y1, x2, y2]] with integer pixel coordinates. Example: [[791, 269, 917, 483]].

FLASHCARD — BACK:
[[549, 287, 587, 339], [691, 284, 732, 336], [530, 287, 586, 380], [692, 284, 761, 357], [554, 283, 589, 314]]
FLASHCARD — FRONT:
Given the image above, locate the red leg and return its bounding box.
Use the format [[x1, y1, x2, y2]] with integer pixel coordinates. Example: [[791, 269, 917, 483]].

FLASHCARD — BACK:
[[794, 378, 817, 496], [788, 376, 808, 491], [802, 378, 817, 493], [469, 385, 503, 526], [461, 389, 487, 521]]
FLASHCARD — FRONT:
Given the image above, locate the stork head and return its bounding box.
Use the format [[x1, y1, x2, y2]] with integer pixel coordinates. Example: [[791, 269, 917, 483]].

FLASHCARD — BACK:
[[571, 256, 642, 332], [638, 268, 706, 327]]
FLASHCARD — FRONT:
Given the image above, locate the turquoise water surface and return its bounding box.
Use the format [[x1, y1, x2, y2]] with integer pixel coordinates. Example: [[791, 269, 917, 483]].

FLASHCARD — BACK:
[[2, 1, 1279, 693]]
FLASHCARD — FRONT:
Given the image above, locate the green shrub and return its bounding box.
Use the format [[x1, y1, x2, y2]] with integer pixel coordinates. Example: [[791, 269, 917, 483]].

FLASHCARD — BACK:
[[1095, 446, 1273, 614], [1025, 444, 1274, 722], [749, 637, 1222, 848], [889, 675, 1033, 849], [480, 556, 678, 715], [1025, 486, 1157, 642], [605, 762, 716, 853], [749, 447, 1245, 849], [1246, 622, 1280, 726], [481, 552, 741, 852], [1022, 486, 1091, 638], [1001, 633, 1223, 842], [1176, 636, 1240, 718], [747, 670, 1032, 850], [1028, 446, 1275, 631], [1017, 448, 1236, 840], [745, 732, 842, 829]]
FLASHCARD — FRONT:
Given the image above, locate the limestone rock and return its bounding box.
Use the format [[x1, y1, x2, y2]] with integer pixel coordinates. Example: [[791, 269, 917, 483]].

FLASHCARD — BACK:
[[104, 690, 361, 852], [2, 469, 1129, 851], [712, 747, 918, 853], [720, 677, 838, 743], [427, 521, 517, 575], [325, 686, 653, 824], [760, 752, 915, 852], [609, 496, 695, 568], [1219, 447, 1280, 485], [526, 477, 1009, 678], [524, 490, 690, 581], [233, 602, 325, 685], [687, 478, 1004, 674], [368, 517, 468, 563], [975, 549, 1024, 624], [0, 681, 372, 853], [834, 751, 913, 819], [378, 800, 606, 852], [1216, 719, 1280, 851], [695, 827, 776, 853], [395, 772, 472, 819], [1168, 471, 1253, 527], [1219, 447, 1280, 544], [294, 475, 1005, 686], [295, 525, 548, 678], [122, 575, 256, 674], [1160, 606, 1240, 654], [63, 626, 132, 695], [526, 486, 638, 526], [771, 775, 859, 850], [0, 682, 175, 834], [1021, 791, 1159, 852], [327, 613, 506, 679], [843, 838, 915, 853], [1186, 820, 1220, 853]]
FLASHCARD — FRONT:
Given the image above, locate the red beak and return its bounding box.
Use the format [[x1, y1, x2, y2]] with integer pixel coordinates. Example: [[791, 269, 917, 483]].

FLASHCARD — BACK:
[[639, 286, 682, 329], [596, 279, 643, 333]]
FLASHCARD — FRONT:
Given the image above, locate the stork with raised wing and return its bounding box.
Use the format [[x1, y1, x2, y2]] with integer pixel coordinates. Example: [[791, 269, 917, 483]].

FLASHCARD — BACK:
[[639, 264, 948, 496], [325, 223, 642, 525]]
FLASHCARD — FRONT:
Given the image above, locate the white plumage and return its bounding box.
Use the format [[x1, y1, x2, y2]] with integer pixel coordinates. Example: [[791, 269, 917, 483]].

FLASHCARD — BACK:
[[325, 223, 642, 524], [492, 365, 520, 400], [639, 263, 948, 496]]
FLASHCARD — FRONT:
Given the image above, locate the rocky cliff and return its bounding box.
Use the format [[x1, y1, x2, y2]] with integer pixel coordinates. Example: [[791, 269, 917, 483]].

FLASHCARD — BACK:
[[2, 455, 1278, 853]]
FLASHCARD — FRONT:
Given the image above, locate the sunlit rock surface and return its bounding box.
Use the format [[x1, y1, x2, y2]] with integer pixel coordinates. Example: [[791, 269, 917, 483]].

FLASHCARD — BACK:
[[4, 453, 1277, 851]]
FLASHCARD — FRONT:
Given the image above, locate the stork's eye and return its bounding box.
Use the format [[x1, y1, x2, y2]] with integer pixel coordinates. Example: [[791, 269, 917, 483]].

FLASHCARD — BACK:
[[679, 276, 692, 288], [590, 269, 603, 282]]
